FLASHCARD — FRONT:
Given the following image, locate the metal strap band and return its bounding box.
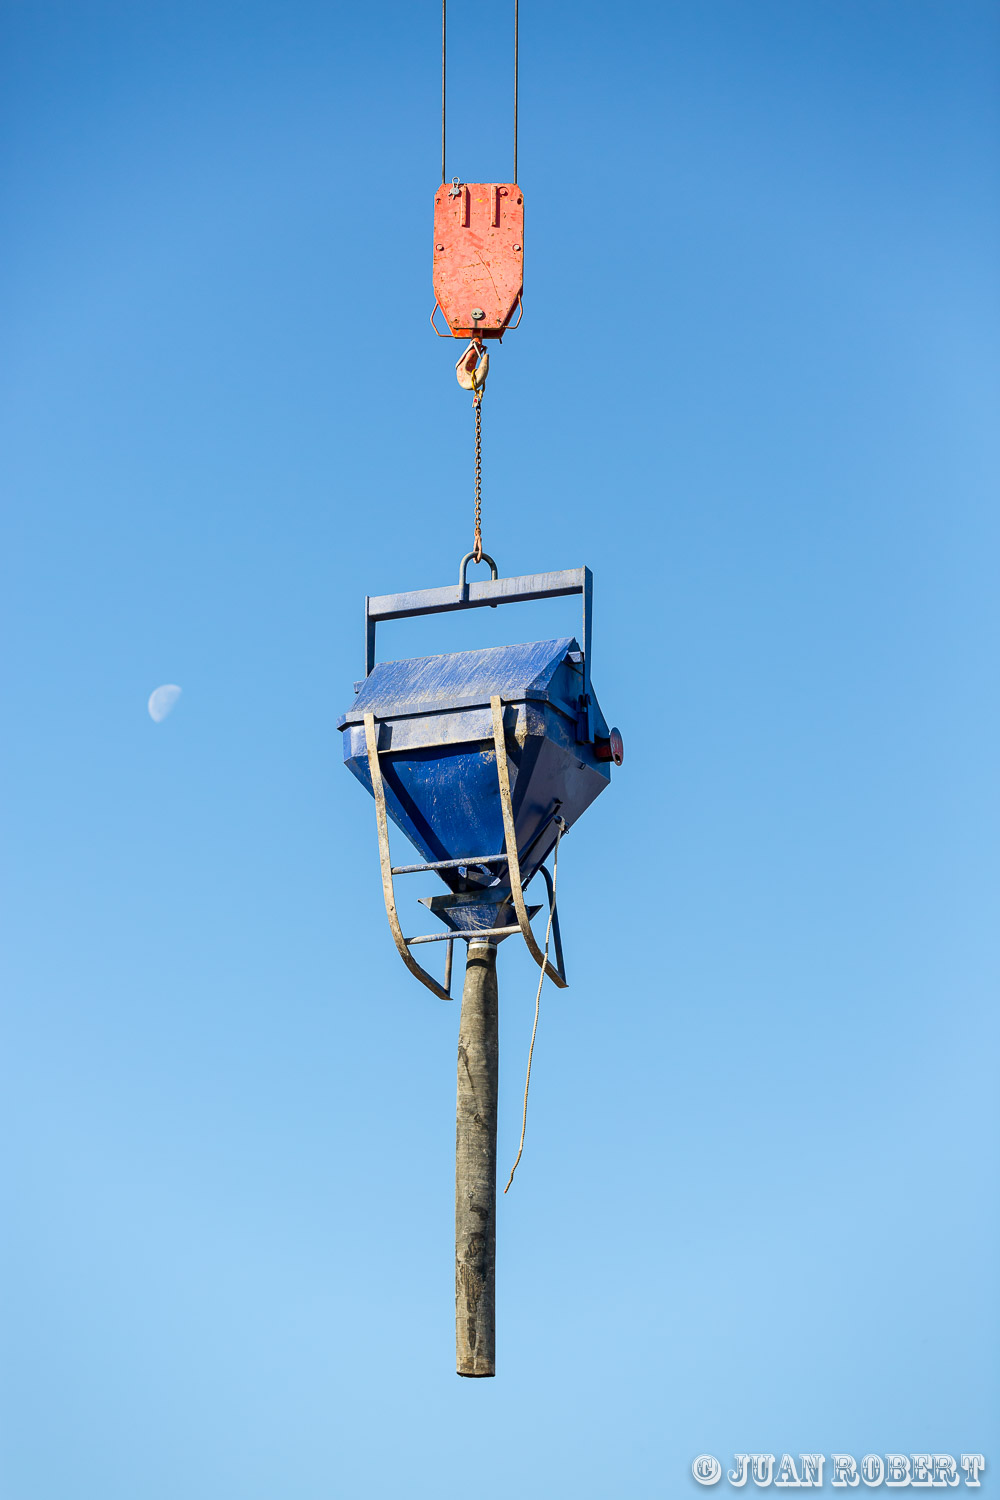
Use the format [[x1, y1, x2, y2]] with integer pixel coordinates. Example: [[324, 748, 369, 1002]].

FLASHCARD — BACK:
[[363, 712, 452, 1001], [490, 695, 568, 988]]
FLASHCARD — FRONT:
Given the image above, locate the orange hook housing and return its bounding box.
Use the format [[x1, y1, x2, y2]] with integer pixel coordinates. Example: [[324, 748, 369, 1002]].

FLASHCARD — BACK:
[[432, 181, 524, 340]]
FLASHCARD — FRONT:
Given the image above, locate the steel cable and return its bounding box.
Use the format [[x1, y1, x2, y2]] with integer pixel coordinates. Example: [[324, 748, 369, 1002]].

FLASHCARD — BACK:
[[441, 2, 519, 183], [514, 0, 519, 182]]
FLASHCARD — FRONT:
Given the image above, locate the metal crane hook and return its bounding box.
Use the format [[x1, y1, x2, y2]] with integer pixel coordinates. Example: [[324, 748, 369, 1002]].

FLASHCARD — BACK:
[[455, 340, 488, 393]]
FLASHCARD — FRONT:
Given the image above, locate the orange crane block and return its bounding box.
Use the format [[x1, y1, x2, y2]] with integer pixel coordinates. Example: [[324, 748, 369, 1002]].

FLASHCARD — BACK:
[[432, 181, 523, 340]]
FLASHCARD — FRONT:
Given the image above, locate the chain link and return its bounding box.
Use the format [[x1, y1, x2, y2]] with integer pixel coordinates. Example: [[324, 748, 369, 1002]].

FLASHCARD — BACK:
[[472, 384, 483, 563]]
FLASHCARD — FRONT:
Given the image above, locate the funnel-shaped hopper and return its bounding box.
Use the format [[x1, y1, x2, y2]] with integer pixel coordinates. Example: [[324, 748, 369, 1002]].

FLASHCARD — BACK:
[[338, 636, 614, 929]]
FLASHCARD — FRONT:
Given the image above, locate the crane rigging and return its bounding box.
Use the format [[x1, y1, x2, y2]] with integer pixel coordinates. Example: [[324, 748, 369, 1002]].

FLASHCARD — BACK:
[[338, 2, 623, 1378], [430, 0, 523, 561]]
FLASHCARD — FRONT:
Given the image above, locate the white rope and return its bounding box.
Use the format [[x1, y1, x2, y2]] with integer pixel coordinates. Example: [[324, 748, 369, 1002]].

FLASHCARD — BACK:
[[504, 825, 561, 1193]]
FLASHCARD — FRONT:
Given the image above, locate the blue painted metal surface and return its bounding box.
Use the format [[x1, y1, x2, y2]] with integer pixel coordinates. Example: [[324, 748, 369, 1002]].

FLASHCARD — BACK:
[[340, 565, 618, 937], [352, 636, 583, 719], [364, 565, 594, 737]]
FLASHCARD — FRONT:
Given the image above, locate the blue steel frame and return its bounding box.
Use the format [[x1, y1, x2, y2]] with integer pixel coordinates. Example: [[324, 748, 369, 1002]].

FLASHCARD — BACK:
[[363, 703, 568, 1000], [355, 557, 596, 998], [364, 561, 595, 740]]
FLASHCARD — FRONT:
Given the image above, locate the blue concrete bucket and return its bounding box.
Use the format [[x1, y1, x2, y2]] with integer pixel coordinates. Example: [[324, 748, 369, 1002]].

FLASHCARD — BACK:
[[338, 556, 622, 998]]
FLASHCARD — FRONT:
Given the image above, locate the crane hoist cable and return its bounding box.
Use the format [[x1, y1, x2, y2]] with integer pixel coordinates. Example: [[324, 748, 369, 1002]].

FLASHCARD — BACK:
[[438, 5, 553, 1189], [437, 1, 521, 564], [441, 1, 518, 185]]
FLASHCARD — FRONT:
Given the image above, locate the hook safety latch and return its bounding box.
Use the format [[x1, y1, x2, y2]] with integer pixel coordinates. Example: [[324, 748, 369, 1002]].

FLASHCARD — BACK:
[[455, 340, 489, 393]]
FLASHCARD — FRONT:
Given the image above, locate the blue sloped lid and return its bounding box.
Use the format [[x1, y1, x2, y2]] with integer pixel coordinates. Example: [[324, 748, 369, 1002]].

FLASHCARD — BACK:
[[338, 636, 578, 726]]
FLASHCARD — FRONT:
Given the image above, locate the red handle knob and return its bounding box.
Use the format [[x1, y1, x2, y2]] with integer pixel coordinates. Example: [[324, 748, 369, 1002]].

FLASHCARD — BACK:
[[594, 728, 624, 767]]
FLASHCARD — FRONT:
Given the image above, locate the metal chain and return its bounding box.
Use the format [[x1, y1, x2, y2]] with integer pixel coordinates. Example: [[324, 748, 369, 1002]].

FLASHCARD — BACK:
[[472, 385, 483, 563]]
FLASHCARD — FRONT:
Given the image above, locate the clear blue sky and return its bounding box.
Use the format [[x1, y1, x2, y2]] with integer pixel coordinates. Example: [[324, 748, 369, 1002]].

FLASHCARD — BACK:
[[2, 2, 998, 1496]]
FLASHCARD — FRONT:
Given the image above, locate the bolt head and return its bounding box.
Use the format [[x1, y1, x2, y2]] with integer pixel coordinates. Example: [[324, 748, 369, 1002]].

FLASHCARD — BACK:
[[435, 243, 444, 251], [471, 308, 485, 321], [513, 243, 521, 251]]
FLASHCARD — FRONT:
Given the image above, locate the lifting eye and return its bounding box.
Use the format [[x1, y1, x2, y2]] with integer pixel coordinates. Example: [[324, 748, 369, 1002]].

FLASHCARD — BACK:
[[594, 728, 624, 766]]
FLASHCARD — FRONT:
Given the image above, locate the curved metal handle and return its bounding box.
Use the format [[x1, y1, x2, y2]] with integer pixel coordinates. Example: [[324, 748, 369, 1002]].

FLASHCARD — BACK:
[[490, 695, 568, 988], [429, 300, 453, 338], [458, 551, 499, 588], [364, 713, 452, 1001]]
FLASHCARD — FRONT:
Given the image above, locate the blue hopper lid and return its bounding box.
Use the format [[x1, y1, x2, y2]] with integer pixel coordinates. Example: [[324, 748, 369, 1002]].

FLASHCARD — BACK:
[[338, 636, 580, 727]]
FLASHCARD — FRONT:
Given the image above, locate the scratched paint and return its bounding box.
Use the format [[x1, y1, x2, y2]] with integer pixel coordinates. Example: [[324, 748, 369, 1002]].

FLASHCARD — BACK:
[[339, 637, 615, 918]]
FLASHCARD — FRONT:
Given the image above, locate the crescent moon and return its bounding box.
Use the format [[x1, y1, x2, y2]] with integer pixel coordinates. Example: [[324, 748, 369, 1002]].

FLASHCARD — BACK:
[[148, 684, 182, 722]]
